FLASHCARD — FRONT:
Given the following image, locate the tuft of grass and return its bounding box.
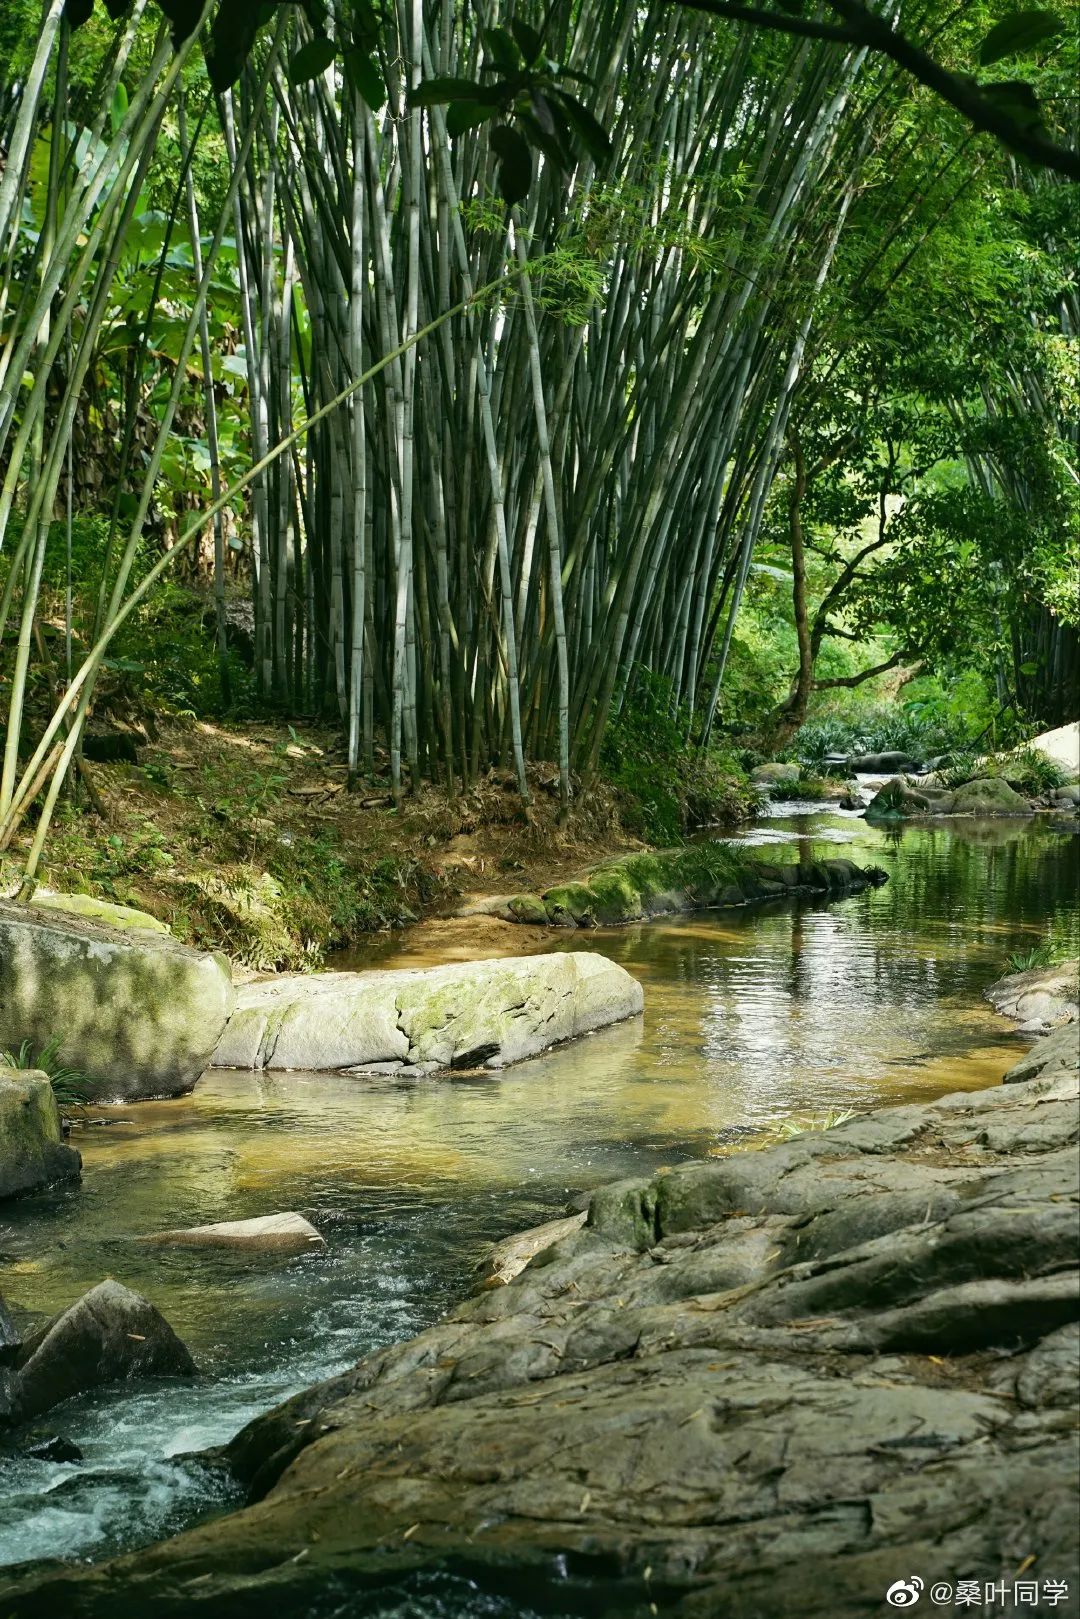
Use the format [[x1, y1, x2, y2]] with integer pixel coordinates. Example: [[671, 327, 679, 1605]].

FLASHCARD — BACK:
[[0, 1036, 95, 1109], [776, 1108, 858, 1139], [1004, 943, 1057, 973]]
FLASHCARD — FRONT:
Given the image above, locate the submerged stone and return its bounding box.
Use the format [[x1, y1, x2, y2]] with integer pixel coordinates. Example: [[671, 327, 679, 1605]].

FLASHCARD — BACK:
[[0, 902, 235, 1102], [212, 952, 643, 1073]]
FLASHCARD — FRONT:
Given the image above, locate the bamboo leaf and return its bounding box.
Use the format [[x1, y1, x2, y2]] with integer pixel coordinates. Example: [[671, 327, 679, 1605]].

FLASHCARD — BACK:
[[288, 36, 337, 84], [344, 48, 385, 109], [979, 9, 1063, 64]]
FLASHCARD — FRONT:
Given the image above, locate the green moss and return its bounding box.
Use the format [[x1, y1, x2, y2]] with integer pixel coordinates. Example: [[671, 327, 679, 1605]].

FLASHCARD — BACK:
[[521, 843, 879, 930], [29, 891, 170, 934], [585, 868, 644, 924], [507, 895, 549, 925], [543, 882, 598, 927]]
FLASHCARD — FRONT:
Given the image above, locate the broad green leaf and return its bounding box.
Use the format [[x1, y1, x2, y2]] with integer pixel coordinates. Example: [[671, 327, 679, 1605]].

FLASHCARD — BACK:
[[288, 36, 337, 84], [509, 19, 543, 64], [551, 89, 612, 166], [490, 124, 532, 204], [1018, 660, 1038, 675], [483, 25, 521, 74], [110, 81, 128, 134], [408, 75, 496, 107], [979, 9, 1063, 64], [980, 79, 1045, 133], [516, 108, 570, 172], [344, 48, 385, 109], [446, 100, 498, 136]]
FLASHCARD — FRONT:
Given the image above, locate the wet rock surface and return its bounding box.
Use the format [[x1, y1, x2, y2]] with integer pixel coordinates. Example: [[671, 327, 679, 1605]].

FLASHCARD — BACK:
[[1, 1281, 195, 1430], [865, 775, 1034, 820], [140, 1212, 325, 1254], [212, 951, 643, 1073], [7, 1030, 1077, 1618]]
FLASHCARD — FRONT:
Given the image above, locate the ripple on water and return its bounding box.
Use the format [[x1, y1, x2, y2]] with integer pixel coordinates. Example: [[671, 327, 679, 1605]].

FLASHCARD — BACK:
[[0, 812, 1076, 1580]]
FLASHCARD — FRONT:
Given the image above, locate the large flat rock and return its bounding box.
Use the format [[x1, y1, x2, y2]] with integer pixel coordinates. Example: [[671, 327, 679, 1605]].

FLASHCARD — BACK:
[[212, 951, 643, 1073], [0, 1068, 81, 1201], [0, 902, 235, 1101], [9, 1037, 1077, 1617]]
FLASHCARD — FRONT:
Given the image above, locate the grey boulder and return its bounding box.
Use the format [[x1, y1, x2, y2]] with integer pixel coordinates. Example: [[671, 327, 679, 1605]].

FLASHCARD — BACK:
[[0, 901, 235, 1100], [9, 1049, 1077, 1618], [986, 960, 1078, 1034], [1, 1280, 195, 1428]]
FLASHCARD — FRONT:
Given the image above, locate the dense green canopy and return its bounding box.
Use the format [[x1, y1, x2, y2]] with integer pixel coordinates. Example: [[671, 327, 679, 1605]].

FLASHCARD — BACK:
[[0, 0, 1076, 880]]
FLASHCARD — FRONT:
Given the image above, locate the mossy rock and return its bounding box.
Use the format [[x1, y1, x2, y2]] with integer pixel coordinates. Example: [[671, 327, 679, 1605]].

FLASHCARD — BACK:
[[507, 895, 549, 925], [0, 903, 235, 1102], [29, 890, 170, 935], [521, 845, 882, 929], [952, 777, 1032, 815], [0, 1069, 81, 1201], [543, 882, 598, 927], [584, 868, 644, 924]]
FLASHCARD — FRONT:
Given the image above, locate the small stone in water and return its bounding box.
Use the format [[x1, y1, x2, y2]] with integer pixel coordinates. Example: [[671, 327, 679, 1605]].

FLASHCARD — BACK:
[[25, 1434, 83, 1463]]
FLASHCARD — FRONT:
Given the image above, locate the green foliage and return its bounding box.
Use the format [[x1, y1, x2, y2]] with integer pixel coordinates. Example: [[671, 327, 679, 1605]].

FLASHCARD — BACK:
[[786, 702, 975, 769], [601, 669, 759, 842], [937, 744, 1068, 795], [0, 1036, 94, 1110], [111, 582, 251, 717], [1004, 917, 1078, 973]]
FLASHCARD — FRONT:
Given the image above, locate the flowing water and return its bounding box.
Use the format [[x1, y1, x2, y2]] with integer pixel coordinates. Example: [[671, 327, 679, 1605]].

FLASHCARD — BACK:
[[0, 809, 1076, 1597]]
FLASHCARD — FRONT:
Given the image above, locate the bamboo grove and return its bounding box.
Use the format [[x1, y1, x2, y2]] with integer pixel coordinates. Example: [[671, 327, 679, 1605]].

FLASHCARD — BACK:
[[0, 0, 1076, 877]]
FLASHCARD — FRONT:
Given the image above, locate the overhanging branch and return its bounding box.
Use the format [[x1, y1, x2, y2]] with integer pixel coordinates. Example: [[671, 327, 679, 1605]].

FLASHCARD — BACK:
[[674, 0, 1080, 180]]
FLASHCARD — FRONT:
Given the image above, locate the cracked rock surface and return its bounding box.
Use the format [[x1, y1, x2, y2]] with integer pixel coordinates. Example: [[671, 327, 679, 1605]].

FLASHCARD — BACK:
[[211, 951, 644, 1072], [6, 1031, 1078, 1618]]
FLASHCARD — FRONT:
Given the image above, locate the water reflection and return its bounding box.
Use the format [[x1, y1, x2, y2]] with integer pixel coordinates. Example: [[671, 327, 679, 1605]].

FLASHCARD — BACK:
[[0, 812, 1075, 1571]]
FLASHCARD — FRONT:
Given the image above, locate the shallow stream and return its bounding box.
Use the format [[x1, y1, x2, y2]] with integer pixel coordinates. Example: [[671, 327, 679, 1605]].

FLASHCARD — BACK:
[[1, 809, 1076, 1595]]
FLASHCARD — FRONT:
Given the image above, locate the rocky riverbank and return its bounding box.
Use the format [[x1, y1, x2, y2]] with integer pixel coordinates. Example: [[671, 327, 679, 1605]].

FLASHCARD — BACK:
[[5, 1024, 1076, 1618]]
